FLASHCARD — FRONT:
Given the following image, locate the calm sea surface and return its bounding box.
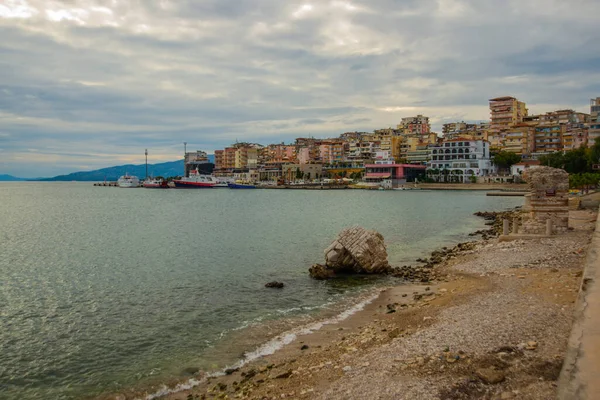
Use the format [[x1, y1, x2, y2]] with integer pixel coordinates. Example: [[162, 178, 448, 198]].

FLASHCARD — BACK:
[[0, 183, 523, 399]]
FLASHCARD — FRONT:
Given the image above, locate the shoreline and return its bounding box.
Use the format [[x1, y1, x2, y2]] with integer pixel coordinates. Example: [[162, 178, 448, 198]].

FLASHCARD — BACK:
[[100, 206, 528, 400], [140, 208, 596, 400]]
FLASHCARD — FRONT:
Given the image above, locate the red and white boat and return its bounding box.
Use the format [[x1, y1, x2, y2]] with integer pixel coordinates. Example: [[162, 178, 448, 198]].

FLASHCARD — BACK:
[[172, 170, 220, 188], [143, 178, 169, 189]]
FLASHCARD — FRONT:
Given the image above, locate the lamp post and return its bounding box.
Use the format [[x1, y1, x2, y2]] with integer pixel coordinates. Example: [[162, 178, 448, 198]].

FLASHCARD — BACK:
[[145, 149, 148, 180], [183, 142, 187, 177]]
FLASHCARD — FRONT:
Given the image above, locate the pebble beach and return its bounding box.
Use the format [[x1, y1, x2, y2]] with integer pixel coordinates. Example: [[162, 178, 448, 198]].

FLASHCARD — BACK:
[[112, 208, 597, 400]]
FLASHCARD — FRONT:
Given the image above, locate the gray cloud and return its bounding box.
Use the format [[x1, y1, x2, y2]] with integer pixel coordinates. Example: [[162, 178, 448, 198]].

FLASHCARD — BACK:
[[1, 0, 599, 177]]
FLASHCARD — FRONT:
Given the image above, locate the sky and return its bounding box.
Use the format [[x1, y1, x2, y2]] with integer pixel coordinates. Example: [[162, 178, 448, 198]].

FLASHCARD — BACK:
[[1, 0, 600, 178]]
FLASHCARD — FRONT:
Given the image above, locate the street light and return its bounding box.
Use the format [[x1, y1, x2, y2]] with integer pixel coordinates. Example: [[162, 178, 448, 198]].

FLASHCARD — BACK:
[[183, 142, 187, 177]]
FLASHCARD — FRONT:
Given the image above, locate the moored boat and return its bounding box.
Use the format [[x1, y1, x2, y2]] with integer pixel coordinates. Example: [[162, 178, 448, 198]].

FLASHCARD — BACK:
[[143, 178, 169, 189], [172, 169, 219, 188], [227, 182, 256, 189], [117, 174, 140, 188]]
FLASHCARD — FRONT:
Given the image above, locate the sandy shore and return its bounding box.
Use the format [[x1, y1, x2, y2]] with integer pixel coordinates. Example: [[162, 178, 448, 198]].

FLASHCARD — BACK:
[[111, 209, 597, 400]]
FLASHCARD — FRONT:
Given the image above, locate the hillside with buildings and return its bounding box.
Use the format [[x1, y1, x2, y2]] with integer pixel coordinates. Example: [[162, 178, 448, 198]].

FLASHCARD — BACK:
[[199, 96, 600, 186]]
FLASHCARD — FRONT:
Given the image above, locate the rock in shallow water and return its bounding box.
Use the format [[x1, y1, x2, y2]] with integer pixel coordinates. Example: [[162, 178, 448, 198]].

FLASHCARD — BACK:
[[309, 226, 390, 279], [309, 263, 336, 280]]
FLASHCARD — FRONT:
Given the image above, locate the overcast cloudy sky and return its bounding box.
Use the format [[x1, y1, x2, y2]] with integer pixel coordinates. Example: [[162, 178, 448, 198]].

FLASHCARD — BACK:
[[1, 0, 600, 177]]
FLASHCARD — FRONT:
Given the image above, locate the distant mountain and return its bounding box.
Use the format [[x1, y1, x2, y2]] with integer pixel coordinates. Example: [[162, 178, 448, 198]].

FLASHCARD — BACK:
[[40, 155, 214, 181], [0, 174, 26, 181]]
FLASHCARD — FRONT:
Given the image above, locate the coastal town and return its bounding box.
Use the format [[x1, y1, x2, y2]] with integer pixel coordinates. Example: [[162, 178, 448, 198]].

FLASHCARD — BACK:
[[197, 96, 600, 187]]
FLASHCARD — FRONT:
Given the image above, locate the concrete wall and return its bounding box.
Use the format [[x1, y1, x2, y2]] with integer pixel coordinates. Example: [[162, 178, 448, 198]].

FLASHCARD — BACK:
[[558, 206, 600, 399]]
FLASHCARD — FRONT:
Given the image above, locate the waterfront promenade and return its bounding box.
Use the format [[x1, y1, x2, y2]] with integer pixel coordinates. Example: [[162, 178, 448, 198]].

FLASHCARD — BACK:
[[558, 207, 600, 399]]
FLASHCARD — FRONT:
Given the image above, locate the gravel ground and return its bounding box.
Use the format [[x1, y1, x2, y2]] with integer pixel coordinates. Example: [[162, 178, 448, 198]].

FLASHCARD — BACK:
[[316, 219, 594, 400]]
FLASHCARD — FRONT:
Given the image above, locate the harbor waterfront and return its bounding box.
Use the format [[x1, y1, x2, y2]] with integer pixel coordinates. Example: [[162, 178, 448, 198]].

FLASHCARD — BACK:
[[0, 183, 523, 399]]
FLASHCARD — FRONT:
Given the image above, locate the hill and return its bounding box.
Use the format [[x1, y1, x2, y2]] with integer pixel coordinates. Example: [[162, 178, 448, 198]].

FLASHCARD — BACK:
[[0, 174, 26, 181], [40, 157, 213, 181]]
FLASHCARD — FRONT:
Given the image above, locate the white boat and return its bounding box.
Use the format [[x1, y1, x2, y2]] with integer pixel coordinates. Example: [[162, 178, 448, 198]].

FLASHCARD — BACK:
[[117, 174, 140, 188], [172, 170, 220, 188]]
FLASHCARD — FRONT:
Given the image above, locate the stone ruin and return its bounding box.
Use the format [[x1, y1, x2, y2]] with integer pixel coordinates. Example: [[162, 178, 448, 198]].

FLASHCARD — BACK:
[[309, 226, 389, 279], [520, 166, 569, 235]]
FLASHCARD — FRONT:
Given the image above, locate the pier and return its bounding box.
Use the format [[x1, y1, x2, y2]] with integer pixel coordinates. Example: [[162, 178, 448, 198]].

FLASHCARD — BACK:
[[93, 181, 119, 187]]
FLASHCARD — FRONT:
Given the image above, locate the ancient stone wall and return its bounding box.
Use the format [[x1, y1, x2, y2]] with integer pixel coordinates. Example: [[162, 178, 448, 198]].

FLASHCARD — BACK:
[[520, 166, 569, 234]]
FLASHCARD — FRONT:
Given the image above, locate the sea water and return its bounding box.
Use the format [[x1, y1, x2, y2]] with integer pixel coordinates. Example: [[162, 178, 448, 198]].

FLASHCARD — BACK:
[[0, 183, 523, 399]]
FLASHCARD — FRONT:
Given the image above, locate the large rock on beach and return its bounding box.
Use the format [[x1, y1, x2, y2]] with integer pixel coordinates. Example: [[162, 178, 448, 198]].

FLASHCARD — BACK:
[[310, 227, 389, 279]]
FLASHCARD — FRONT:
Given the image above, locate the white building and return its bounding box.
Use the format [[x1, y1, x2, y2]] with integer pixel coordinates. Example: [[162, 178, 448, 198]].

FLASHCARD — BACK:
[[427, 139, 496, 183], [510, 160, 541, 177]]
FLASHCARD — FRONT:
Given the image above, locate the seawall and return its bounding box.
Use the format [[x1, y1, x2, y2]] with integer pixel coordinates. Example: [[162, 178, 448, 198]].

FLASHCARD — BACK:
[[558, 205, 600, 399]]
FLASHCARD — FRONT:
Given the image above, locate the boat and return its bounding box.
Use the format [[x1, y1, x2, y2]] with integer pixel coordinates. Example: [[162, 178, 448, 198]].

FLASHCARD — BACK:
[[213, 178, 232, 188], [117, 173, 140, 188], [172, 169, 219, 188], [143, 178, 169, 189], [228, 182, 256, 189]]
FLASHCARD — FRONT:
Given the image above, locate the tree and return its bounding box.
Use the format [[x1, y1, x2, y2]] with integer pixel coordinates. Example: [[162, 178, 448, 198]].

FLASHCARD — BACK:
[[295, 168, 304, 180], [587, 137, 600, 169], [538, 152, 565, 169], [562, 147, 588, 174], [492, 151, 521, 172]]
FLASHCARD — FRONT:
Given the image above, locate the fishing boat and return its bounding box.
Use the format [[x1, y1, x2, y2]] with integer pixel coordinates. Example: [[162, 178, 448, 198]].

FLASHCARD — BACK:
[[172, 169, 219, 188], [117, 174, 140, 188], [227, 182, 256, 189], [143, 178, 169, 189]]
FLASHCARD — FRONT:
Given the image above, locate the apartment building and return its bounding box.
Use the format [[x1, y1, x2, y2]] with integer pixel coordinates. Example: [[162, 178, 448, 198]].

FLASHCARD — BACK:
[[563, 125, 588, 151], [503, 125, 536, 156], [214, 146, 237, 172], [318, 140, 345, 165], [395, 133, 438, 162], [264, 144, 297, 164], [397, 115, 431, 135], [489, 96, 528, 134], [533, 124, 564, 153], [405, 145, 431, 165], [442, 122, 489, 141]]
